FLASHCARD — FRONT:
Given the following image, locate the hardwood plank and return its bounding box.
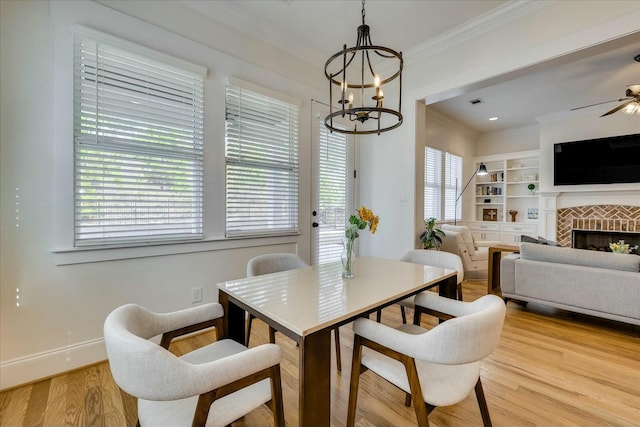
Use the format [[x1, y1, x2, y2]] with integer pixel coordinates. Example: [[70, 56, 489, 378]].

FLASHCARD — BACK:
[[23, 379, 50, 427], [0, 385, 31, 426]]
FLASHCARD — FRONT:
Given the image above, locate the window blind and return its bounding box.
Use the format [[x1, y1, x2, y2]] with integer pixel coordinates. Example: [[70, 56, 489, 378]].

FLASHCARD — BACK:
[[444, 152, 463, 221], [73, 31, 205, 246], [424, 147, 442, 220], [225, 83, 299, 237]]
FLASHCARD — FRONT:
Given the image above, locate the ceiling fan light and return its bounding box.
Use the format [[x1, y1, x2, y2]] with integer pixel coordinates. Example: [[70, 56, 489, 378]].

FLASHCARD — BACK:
[[622, 102, 639, 115]]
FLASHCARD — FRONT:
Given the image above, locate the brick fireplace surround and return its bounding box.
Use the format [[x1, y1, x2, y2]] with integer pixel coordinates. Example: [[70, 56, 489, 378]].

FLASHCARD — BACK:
[[556, 205, 640, 247]]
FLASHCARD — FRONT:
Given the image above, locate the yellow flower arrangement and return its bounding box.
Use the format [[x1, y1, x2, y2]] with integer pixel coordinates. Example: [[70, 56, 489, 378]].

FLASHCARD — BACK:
[[609, 240, 638, 254], [346, 206, 379, 239]]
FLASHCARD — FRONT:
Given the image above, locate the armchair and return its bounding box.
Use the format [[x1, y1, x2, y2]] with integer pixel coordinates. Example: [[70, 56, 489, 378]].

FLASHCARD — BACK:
[[346, 294, 506, 427], [440, 224, 500, 277], [394, 250, 464, 323], [104, 303, 284, 427]]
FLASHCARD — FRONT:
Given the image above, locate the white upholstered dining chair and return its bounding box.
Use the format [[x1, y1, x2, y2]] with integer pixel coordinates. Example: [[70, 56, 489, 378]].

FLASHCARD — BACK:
[[397, 250, 465, 321], [246, 252, 343, 371], [347, 294, 506, 427], [104, 303, 284, 427]]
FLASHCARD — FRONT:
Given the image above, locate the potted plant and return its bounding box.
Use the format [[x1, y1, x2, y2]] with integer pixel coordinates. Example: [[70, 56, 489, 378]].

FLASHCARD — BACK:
[[419, 217, 445, 250], [527, 183, 536, 194]]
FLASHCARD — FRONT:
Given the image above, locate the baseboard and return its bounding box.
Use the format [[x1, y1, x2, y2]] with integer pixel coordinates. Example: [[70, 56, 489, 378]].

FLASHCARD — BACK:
[[0, 338, 106, 391]]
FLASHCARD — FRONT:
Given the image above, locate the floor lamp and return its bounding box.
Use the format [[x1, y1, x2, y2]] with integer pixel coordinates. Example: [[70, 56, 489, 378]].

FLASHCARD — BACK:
[[454, 163, 488, 225]]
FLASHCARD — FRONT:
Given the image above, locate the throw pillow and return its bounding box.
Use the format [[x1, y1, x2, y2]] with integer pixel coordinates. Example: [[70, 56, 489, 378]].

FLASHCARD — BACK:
[[520, 235, 539, 244], [537, 236, 561, 246]]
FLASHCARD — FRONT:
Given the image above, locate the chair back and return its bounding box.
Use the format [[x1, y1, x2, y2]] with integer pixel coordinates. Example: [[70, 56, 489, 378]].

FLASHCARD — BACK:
[[418, 295, 505, 365], [401, 250, 464, 284], [247, 253, 308, 277], [104, 304, 196, 401], [441, 224, 476, 255]]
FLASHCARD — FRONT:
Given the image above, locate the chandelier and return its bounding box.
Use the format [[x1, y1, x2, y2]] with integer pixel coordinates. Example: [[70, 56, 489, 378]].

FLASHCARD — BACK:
[[324, 0, 403, 135]]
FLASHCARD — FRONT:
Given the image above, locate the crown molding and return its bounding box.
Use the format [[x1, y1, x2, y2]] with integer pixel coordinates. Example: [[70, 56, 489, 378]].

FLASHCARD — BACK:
[[179, 0, 326, 67], [405, 1, 550, 65]]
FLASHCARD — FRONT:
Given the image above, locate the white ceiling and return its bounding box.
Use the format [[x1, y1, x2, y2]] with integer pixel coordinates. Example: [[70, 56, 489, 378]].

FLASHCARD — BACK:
[[182, 0, 640, 134]]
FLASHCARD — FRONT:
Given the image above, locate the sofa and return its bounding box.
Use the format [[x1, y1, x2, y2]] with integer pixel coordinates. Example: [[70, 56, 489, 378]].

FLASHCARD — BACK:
[[440, 224, 500, 277], [501, 243, 640, 326]]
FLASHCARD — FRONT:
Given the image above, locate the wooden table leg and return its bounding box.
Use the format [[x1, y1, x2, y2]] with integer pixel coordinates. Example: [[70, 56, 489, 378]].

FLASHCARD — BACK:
[[299, 328, 331, 427], [218, 291, 245, 344], [438, 275, 458, 299]]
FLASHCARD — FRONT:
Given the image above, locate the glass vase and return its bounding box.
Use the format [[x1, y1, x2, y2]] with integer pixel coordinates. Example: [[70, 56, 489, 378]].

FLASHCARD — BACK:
[[341, 236, 356, 278]]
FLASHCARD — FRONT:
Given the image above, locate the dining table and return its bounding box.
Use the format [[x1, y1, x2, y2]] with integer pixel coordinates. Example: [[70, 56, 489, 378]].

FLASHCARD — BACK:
[[217, 256, 458, 427]]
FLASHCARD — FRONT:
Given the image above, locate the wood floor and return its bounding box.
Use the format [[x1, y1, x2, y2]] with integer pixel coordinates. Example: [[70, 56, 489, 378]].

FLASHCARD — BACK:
[[1, 280, 639, 426]]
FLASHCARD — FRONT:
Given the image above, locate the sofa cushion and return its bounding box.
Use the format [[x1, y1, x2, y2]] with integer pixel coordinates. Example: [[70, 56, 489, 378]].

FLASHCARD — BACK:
[[514, 259, 640, 319], [520, 243, 640, 272]]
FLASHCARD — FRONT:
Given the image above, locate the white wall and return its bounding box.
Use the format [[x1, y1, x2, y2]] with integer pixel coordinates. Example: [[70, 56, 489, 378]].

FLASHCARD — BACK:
[[539, 110, 640, 206], [0, 0, 325, 389], [476, 125, 540, 156], [361, 1, 640, 258]]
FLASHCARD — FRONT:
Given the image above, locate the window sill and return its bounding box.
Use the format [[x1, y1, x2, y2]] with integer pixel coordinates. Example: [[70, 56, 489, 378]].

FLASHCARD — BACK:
[[52, 234, 300, 266]]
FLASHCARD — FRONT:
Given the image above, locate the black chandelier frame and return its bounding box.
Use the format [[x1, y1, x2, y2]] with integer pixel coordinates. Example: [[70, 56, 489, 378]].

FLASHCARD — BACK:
[[324, 0, 403, 135]]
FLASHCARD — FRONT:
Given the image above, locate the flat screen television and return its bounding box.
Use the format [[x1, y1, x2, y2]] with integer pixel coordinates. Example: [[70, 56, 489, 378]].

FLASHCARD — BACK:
[[554, 133, 640, 186]]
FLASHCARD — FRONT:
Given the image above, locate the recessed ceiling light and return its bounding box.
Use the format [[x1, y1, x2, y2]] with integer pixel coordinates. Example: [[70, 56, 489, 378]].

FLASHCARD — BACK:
[[489, 117, 498, 121]]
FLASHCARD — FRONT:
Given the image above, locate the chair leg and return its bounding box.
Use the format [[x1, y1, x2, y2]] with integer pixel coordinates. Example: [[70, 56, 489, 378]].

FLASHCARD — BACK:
[[334, 327, 342, 372], [457, 283, 463, 301], [400, 306, 407, 324], [475, 378, 492, 427], [346, 335, 364, 427], [269, 365, 285, 427], [245, 314, 254, 346], [413, 306, 422, 326], [402, 356, 429, 426]]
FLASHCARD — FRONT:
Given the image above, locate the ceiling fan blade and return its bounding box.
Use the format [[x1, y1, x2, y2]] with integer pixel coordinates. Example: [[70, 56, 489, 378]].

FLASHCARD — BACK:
[[570, 98, 621, 111], [600, 100, 633, 117]]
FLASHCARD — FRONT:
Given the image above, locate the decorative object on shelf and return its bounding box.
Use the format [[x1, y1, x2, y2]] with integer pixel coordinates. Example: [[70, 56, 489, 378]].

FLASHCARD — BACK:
[[484, 198, 491, 203], [609, 240, 639, 254], [509, 210, 518, 222], [524, 174, 537, 182], [324, 0, 403, 135], [527, 183, 536, 194], [419, 217, 445, 250], [342, 206, 379, 278], [527, 208, 539, 221], [483, 208, 498, 221], [455, 163, 488, 225]]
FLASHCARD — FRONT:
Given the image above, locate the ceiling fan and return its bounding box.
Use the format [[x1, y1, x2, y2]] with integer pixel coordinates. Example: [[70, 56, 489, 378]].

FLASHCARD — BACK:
[[570, 84, 640, 117]]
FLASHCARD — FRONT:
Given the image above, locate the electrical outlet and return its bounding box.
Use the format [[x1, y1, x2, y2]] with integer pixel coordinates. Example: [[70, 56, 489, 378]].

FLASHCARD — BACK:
[[191, 287, 202, 304], [399, 196, 408, 207]]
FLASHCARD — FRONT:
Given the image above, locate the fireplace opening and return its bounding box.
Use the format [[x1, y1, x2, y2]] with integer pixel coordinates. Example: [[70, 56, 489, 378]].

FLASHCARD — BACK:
[[572, 230, 639, 254]]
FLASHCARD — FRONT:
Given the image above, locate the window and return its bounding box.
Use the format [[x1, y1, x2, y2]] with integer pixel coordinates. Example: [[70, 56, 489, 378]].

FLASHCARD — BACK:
[[424, 147, 462, 221], [225, 80, 300, 237], [74, 28, 206, 247]]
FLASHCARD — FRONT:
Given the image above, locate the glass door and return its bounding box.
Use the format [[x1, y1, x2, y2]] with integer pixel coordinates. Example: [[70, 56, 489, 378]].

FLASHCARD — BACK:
[[311, 101, 356, 264]]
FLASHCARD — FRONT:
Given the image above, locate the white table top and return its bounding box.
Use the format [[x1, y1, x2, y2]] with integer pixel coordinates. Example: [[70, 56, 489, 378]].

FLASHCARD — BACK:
[[217, 256, 456, 337]]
